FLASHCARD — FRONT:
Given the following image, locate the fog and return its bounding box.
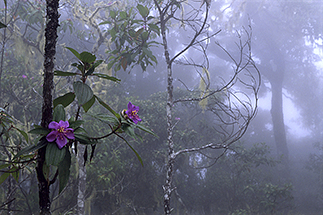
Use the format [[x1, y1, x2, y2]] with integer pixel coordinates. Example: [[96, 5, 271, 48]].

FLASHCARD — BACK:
[[0, 0, 323, 214]]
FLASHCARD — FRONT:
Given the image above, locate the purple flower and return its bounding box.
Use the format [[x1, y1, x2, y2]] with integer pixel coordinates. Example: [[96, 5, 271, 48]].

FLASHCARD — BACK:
[[175, 117, 180, 120], [46, 120, 75, 149], [22, 75, 27, 79], [125, 102, 142, 124]]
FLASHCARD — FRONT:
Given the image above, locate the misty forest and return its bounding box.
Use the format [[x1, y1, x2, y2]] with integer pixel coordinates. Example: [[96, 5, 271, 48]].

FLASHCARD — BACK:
[[0, 0, 322, 214]]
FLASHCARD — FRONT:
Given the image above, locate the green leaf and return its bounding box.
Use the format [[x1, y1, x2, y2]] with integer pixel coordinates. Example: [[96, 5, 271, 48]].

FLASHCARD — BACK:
[[94, 95, 121, 122], [0, 172, 9, 185], [14, 138, 48, 158], [0, 22, 7, 29], [53, 104, 66, 122], [11, 165, 19, 182], [73, 81, 94, 106], [122, 123, 136, 138], [54, 70, 78, 76], [16, 128, 29, 142], [92, 73, 120, 82], [28, 127, 50, 135], [109, 10, 116, 19], [58, 149, 71, 193], [45, 143, 66, 166], [0, 163, 11, 170], [82, 96, 95, 112], [88, 113, 119, 124], [66, 47, 80, 60], [53, 92, 76, 108], [122, 138, 143, 166], [68, 120, 84, 129], [79, 52, 96, 64], [99, 20, 110, 25], [148, 23, 160, 35], [119, 11, 127, 20], [137, 4, 149, 18], [85, 60, 103, 76], [74, 133, 94, 145], [135, 124, 158, 137]]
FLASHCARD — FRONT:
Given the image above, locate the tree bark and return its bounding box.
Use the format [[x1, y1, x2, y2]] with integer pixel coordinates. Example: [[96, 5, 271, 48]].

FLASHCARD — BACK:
[[158, 8, 175, 215], [37, 0, 59, 214], [77, 144, 86, 215]]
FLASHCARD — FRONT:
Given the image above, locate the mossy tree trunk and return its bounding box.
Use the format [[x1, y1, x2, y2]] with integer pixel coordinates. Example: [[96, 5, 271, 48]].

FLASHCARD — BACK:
[[36, 0, 59, 214]]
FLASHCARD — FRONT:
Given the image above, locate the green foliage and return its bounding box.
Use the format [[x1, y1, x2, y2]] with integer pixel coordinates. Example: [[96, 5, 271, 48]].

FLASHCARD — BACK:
[[73, 81, 94, 106], [53, 92, 76, 108], [45, 143, 66, 166], [198, 143, 293, 214], [100, 5, 159, 71], [53, 104, 66, 122], [58, 149, 71, 193], [7, 50, 156, 198]]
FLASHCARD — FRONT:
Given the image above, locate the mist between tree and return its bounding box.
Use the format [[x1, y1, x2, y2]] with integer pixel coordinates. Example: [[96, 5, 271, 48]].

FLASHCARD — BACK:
[[0, 0, 322, 214]]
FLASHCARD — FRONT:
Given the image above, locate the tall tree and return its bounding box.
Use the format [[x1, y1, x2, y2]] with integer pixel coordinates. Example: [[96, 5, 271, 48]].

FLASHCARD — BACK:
[[212, 0, 323, 167], [103, 1, 260, 213], [36, 0, 60, 213]]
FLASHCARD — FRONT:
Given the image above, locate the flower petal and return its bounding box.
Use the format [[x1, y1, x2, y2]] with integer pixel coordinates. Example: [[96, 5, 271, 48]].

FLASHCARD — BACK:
[[46, 130, 58, 142], [59, 120, 69, 128], [127, 102, 134, 111], [56, 134, 67, 149], [48, 121, 60, 130], [64, 129, 75, 139], [131, 115, 142, 124]]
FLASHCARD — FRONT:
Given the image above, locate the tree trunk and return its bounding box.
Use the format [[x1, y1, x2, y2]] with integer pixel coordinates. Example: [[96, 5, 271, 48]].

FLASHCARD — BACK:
[[37, 0, 59, 214], [270, 79, 289, 164], [77, 144, 86, 215], [159, 12, 176, 215]]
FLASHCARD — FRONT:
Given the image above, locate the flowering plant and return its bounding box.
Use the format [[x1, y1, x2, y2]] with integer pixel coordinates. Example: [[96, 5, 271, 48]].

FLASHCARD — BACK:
[[125, 102, 142, 124], [46, 120, 75, 149], [10, 49, 156, 194]]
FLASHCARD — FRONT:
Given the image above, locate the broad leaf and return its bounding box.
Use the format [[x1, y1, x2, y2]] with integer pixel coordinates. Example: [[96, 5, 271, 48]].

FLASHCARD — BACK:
[[79, 52, 96, 64], [53, 92, 75, 108], [66, 47, 80, 60], [73, 81, 93, 106], [122, 123, 136, 138], [0, 163, 11, 170], [0, 172, 9, 185], [122, 138, 143, 166], [28, 127, 50, 135], [54, 70, 78, 76], [92, 73, 120, 82], [85, 60, 103, 76], [45, 143, 66, 166], [148, 23, 160, 35], [10, 165, 19, 182], [74, 133, 94, 145], [135, 124, 158, 137], [88, 113, 119, 124], [16, 128, 29, 142], [14, 138, 48, 158], [68, 120, 84, 129], [94, 95, 121, 122], [58, 149, 71, 193], [137, 4, 149, 18], [82, 96, 95, 112], [53, 104, 66, 122], [0, 22, 6, 29]]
